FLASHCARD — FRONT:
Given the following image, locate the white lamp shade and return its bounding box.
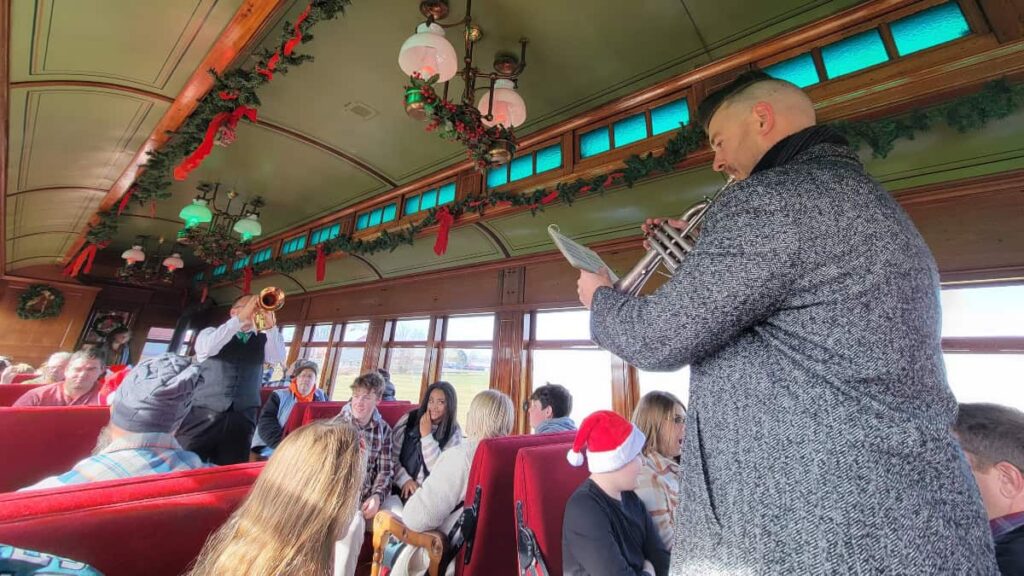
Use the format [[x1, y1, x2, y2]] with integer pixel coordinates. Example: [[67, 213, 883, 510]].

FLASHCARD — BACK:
[[477, 79, 527, 128], [233, 214, 262, 240], [398, 23, 458, 82], [121, 245, 145, 264], [162, 253, 184, 272]]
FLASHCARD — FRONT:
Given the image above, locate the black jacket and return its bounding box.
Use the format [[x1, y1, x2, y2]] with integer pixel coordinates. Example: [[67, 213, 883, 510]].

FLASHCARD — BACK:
[[997, 525, 1024, 576]]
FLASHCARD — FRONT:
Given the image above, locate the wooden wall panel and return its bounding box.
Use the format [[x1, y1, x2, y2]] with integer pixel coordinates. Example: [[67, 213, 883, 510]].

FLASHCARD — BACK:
[[0, 276, 100, 366]]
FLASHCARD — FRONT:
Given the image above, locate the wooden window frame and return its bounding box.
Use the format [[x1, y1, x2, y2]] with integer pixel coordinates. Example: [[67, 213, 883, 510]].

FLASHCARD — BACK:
[[487, 137, 571, 194]]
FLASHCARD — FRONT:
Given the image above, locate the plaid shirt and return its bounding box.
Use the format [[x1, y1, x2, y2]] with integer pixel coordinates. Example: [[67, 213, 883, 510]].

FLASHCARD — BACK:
[[991, 511, 1024, 539], [333, 404, 394, 502], [21, 433, 209, 491]]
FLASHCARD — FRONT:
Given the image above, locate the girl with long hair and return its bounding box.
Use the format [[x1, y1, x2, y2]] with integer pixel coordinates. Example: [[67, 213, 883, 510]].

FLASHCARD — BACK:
[[102, 326, 132, 367], [389, 381, 462, 505], [631, 390, 686, 549], [187, 420, 366, 576]]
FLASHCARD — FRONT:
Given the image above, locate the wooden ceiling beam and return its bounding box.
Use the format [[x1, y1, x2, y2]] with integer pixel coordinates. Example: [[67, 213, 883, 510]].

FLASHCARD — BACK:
[[59, 0, 292, 265]]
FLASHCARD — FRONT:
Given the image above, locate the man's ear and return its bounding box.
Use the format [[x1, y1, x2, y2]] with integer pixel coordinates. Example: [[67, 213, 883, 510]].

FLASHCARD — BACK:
[[996, 461, 1024, 498], [543, 405, 553, 419], [752, 101, 774, 134]]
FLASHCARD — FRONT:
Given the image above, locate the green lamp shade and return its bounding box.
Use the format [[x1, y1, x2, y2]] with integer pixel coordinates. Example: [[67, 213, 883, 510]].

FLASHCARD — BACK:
[[233, 215, 262, 240], [179, 199, 213, 228]]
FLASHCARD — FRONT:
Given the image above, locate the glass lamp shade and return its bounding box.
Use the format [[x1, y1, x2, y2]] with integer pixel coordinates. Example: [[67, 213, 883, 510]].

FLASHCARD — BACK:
[[233, 214, 262, 241], [162, 253, 184, 272], [477, 79, 527, 128], [398, 23, 458, 82], [121, 245, 145, 264], [179, 199, 213, 228]]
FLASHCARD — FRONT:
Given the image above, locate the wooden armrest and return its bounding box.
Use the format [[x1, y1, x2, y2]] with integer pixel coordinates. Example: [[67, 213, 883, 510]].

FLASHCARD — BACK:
[[371, 511, 446, 576]]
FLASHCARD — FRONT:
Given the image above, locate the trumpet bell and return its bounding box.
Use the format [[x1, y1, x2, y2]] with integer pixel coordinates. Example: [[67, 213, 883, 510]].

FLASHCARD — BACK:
[[253, 287, 285, 331]]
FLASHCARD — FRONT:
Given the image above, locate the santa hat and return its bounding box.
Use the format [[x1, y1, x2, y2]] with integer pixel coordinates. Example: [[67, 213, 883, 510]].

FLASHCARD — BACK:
[[566, 410, 646, 474]]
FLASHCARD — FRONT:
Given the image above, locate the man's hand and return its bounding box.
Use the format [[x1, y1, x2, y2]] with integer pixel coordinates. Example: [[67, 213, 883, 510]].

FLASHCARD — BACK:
[[401, 480, 419, 500], [642, 217, 688, 251], [577, 268, 614, 310], [419, 410, 433, 437], [237, 296, 258, 331], [261, 310, 277, 330], [361, 495, 381, 520]]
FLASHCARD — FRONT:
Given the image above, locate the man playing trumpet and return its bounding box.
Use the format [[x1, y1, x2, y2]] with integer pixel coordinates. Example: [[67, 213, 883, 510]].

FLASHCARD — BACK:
[[577, 71, 996, 573], [177, 293, 287, 465]]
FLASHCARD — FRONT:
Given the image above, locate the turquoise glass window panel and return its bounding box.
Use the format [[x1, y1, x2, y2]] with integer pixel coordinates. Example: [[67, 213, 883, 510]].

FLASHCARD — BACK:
[[891, 2, 969, 56], [764, 54, 820, 88], [213, 264, 227, 277], [252, 247, 272, 264], [311, 223, 340, 245], [420, 189, 438, 210], [509, 154, 534, 182], [368, 208, 383, 227], [821, 30, 890, 79], [282, 235, 307, 254], [438, 182, 456, 205], [355, 213, 370, 230], [193, 272, 204, 283], [382, 203, 397, 223], [535, 145, 562, 174], [613, 113, 648, 148], [580, 127, 611, 158], [487, 166, 509, 188], [650, 99, 690, 135], [232, 256, 250, 271], [404, 195, 421, 216]]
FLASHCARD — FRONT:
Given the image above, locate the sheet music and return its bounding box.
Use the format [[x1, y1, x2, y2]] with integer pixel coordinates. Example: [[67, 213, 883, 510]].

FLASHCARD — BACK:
[[547, 225, 619, 282]]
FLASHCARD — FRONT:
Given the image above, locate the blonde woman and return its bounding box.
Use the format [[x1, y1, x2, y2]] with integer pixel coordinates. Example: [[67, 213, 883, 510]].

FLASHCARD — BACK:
[[396, 390, 515, 574], [187, 420, 366, 576], [632, 391, 686, 550]]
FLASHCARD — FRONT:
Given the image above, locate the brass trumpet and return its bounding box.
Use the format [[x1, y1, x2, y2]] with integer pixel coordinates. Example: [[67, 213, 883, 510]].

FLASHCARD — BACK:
[[253, 287, 285, 332], [613, 177, 735, 296]]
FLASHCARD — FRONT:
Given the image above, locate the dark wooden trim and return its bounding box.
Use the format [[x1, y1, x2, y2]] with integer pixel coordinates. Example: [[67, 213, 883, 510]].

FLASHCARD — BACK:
[[610, 355, 634, 418], [1, 0, 9, 275], [893, 168, 1024, 205], [9, 80, 175, 103], [976, 0, 1024, 42], [942, 336, 1024, 353]]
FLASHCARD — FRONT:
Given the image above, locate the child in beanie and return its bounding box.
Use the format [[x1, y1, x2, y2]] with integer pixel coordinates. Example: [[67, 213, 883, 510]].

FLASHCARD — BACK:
[[562, 410, 669, 576]]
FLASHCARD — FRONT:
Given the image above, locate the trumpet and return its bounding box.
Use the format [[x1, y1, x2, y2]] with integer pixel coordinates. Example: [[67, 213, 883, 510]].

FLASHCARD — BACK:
[[613, 177, 735, 296], [253, 287, 285, 332]]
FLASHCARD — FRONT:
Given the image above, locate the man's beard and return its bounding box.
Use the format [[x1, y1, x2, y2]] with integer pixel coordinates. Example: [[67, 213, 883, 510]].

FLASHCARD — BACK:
[[92, 424, 114, 455]]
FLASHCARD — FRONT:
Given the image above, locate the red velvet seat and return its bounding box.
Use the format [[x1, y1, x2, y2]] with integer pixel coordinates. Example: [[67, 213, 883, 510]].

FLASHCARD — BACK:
[[259, 386, 285, 406], [0, 406, 110, 492], [453, 432, 576, 576], [0, 462, 262, 576], [0, 384, 41, 406], [289, 401, 412, 433], [513, 442, 589, 574], [10, 373, 38, 384]]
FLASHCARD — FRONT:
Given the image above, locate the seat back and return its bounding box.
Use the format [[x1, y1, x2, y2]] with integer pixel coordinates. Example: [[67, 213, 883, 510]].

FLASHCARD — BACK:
[[11, 373, 38, 384], [291, 401, 412, 432], [0, 406, 111, 492], [377, 402, 414, 427], [0, 384, 41, 407], [259, 386, 285, 407], [457, 432, 576, 576], [0, 463, 263, 576], [513, 442, 588, 575]]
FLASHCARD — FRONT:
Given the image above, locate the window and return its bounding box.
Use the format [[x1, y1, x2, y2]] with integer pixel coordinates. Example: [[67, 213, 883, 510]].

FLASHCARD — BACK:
[[650, 99, 691, 136], [404, 182, 457, 216], [440, 314, 495, 425], [140, 327, 175, 362], [212, 264, 226, 277], [613, 113, 648, 148], [355, 203, 398, 231], [252, 247, 273, 265], [296, 323, 342, 394], [637, 366, 691, 406], [329, 321, 370, 400], [579, 99, 690, 159], [311, 223, 341, 245], [177, 329, 197, 356], [193, 272, 204, 284], [232, 256, 250, 271], [487, 144, 563, 188], [528, 309, 612, 424], [580, 127, 611, 159], [890, 2, 969, 57], [765, 53, 820, 88], [509, 155, 533, 183], [281, 234, 307, 255], [941, 285, 1024, 411], [821, 29, 889, 79]]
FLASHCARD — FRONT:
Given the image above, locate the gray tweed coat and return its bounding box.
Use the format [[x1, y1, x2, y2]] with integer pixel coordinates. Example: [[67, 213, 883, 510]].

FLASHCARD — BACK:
[[590, 142, 997, 574]]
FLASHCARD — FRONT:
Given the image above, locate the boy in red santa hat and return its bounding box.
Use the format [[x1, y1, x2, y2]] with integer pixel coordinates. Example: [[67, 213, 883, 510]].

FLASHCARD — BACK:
[[562, 410, 670, 576]]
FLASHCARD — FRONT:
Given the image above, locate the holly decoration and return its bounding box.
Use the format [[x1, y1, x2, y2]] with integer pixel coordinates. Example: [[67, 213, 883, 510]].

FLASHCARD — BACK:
[[17, 284, 65, 320]]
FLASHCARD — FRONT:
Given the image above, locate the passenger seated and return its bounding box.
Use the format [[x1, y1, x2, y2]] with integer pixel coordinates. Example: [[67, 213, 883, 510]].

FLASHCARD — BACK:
[[251, 359, 326, 458], [953, 403, 1024, 575], [21, 354, 208, 491], [631, 391, 686, 549], [187, 420, 366, 576], [331, 371, 394, 523], [398, 390, 515, 573], [1, 362, 36, 384], [22, 352, 71, 385], [377, 368, 397, 401], [387, 381, 462, 509], [562, 410, 669, 576], [13, 350, 103, 406], [0, 543, 103, 575], [527, 383, 576, 434]]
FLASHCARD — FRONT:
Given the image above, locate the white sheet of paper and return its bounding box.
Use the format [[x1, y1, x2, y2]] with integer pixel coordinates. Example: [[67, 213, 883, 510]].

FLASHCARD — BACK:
[[547, 225, 619, 282]]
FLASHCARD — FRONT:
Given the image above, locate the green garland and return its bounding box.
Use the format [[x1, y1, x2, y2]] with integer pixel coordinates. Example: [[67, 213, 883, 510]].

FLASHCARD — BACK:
[[17, 284, 64, 320]]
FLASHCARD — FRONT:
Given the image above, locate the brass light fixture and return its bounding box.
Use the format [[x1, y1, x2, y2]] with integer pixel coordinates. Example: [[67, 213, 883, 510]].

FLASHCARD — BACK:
[[117, 235, 182, 286], [176, 181, 265, 264]]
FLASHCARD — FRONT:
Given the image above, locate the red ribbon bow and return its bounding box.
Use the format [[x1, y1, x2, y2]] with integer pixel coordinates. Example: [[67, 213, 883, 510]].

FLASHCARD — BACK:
[[315, 244, 326, 282], [63, 243, 104, 277], [243, 266, 253, 295], [200, 285, 208, 303], [173, 106, 258, 181], [433, 207, 456, 256]]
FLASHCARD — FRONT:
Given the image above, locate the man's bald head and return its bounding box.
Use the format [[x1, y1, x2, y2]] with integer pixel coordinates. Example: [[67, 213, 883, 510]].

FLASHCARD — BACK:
[[698, 70, 816, 131]]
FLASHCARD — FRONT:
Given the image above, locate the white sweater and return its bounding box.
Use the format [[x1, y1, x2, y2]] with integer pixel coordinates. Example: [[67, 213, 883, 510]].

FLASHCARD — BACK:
[[402, 440, 477, 536]]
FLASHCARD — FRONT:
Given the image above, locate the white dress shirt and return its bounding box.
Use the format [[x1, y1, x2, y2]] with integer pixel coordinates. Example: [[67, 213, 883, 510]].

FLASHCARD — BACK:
[[194, 316, 286, 364]]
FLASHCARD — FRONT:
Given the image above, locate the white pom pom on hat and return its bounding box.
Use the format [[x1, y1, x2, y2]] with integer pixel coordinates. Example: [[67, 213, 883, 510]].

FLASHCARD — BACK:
[[565, 410, 646, 474]]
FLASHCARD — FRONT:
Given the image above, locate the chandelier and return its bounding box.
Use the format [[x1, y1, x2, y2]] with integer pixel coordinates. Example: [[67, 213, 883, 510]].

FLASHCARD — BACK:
[[117, 236, 183, 286], [176, 181, 264, 265], [399, 0, 528, 165]]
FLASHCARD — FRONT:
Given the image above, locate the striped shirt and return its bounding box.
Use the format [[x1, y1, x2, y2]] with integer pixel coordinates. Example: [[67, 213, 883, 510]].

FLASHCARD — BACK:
[[21, 432, 208, 491], [333, 404, 394, 502], [391, 411, 462, 487]]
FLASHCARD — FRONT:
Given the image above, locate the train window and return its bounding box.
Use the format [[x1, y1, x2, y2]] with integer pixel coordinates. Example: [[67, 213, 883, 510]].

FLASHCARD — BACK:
[[534, 309, 591, 340], [532, 349, 613, 425], [446, 314, 494, 341], [279, 325, 296, 343], [342, 321, 369, 342], [941, 286, 1024, 337], [394, 318, 430, 341], [331, 346, 367, 398], [637, 366, 691, 406], [176, 329, 196, 356], [387, 347, 428, 402], [890, 2, 970, 57], [441, 314, 496, 424], [140, 327, 174, 362], [821, 29, 889, 79], [944, 354, 1024, 411], [764, 53, 819, 88]]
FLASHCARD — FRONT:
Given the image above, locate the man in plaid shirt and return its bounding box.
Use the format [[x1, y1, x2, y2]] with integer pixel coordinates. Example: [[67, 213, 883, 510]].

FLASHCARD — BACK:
[[332, 371, 394, 521]]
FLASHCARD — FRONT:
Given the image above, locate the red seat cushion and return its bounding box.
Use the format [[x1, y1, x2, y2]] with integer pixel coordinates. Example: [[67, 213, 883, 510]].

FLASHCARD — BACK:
[[0, 463, 262, 576], [259, 386, 285, 407], [513, 442, 589, 575], [0, 384, 41, 407], [0, 406, 111, 492], [377, 402, 414, 427], [293, 401, 412, 431], [10, 373, 38, 384], [457, 432, 576, 576]]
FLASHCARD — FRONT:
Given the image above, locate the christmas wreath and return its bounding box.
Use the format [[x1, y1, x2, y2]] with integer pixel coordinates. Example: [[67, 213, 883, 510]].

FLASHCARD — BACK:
[[17, 284, 65, 320]]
